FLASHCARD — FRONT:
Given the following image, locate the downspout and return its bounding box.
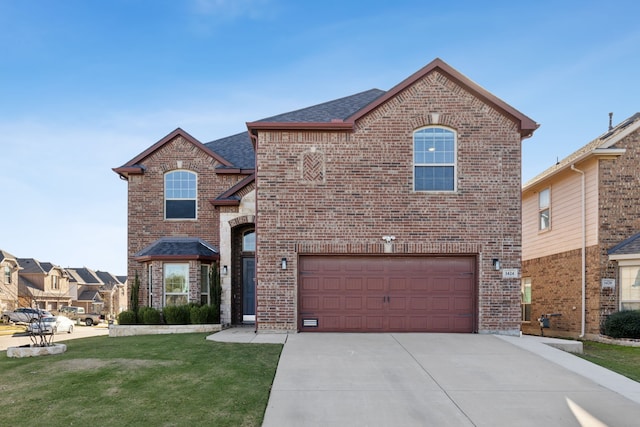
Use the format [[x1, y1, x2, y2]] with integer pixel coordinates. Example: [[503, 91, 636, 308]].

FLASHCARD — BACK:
[[249, 131, 259, 334], [571, 164, 586, 337]]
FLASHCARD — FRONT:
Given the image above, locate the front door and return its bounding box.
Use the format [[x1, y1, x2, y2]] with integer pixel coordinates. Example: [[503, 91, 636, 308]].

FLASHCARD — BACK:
[[242, 257, 256, 322]]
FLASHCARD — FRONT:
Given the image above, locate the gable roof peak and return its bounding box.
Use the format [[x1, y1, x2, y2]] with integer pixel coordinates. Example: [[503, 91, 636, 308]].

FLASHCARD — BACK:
[[349, 58, 538, 138]]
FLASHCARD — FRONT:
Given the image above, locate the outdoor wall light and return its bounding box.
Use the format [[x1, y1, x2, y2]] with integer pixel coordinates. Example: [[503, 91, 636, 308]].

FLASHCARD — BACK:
[[222, 265, 228, 276], [281, 258, 287, 270], [492, 258, 500, 271]]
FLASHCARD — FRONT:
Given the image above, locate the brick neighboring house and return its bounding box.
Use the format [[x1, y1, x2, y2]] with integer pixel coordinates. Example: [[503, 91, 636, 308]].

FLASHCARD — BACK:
[[521, 113, 640, 338], [16, 258, 72, 311], [66, 267, 106, 314], [116, 58, 538, 334], [1, 250, 20, 311]]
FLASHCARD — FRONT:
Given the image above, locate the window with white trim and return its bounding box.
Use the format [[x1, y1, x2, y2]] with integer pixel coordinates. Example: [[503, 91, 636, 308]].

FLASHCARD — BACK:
[[620, 265, 640, 311], [413, 127, 456, 191], [538, 188, 550, 231], [3, 266, 11, 284], [164, 263, 189, 306], [165, 170, 197, 219]]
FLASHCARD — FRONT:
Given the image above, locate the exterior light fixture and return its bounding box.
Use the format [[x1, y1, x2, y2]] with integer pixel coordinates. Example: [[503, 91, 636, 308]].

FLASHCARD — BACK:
[[281, 258, 287, 270], [222, 265, 228, 276], [492, 258, 500, 271]]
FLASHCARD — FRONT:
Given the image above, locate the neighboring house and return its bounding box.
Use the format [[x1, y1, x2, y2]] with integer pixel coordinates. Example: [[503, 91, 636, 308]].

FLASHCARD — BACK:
[[16, 258, 72, 311], [95, 270, 125, 318], [0, 250, 20, 311], [66, 267, 105, 314], [522, 113, 640, 338], [115, 58, 538, 334]]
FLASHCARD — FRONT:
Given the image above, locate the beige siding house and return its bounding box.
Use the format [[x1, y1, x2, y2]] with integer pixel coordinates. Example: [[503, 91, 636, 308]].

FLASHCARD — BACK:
[[522, 113, 640, 338], [1, 250, 20, 311]]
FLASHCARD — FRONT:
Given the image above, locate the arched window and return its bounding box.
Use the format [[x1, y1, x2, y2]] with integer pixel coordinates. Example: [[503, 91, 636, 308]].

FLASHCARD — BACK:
[[165, 170, 197, 219], [243, 230, 256, 252], [413, 127, 456, 191]]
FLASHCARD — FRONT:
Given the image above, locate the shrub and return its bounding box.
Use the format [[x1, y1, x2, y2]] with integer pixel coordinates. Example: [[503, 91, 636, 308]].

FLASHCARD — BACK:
[[139, 306, 162, 325], [163, 305, 190, 325], [190, 305, 216, 324], [603, 310, 640, 339], [118, 310, 137, 325]]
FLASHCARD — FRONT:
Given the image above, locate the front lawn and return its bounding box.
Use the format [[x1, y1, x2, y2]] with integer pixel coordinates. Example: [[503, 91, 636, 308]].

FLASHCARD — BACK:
[[578, 341, 640, 383], [0, 333, 282, 426]]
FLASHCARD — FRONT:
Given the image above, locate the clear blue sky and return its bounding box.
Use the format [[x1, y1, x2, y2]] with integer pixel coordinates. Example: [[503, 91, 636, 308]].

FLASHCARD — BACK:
[[1, 0, 639, 275]]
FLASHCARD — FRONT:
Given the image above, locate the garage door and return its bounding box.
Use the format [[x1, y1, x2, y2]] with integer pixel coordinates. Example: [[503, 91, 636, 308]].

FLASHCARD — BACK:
[[299, 255, 476, 332]]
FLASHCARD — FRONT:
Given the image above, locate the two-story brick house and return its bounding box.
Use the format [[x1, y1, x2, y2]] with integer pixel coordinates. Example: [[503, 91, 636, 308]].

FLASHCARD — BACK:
[[521, 112, 640, 338], [116, 58, 538, 334]]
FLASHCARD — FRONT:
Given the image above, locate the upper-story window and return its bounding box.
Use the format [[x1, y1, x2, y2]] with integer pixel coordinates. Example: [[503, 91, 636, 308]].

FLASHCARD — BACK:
[[538, 188, 551, 231], [3, 266, 11, 284], [413, 127, 456, 191], [165, 170, 197, 220], [243, 230, 256, 252]]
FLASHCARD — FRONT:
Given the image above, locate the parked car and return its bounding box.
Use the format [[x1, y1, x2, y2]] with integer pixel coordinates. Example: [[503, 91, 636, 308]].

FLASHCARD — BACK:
[[27, 315, 74, 334], [2, 307, 52, 324]]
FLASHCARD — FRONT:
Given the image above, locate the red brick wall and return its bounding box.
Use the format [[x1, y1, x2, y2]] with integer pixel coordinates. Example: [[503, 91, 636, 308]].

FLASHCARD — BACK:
[[521, 246, 602, 337], [255, 70, 524, 333], [125, 135, 244, 307]]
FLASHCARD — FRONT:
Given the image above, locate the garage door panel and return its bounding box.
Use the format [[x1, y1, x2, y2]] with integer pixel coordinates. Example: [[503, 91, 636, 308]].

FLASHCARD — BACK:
[[345, 296, 363, 310], [365, 277, 384, 291], [300, 296, 319, 311], [345, 277, 363, 290], [299, 255, 476, 332], [322, 277, 341, 291]]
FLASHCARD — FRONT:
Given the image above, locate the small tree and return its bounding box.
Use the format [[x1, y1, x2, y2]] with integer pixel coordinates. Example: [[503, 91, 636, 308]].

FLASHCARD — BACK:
[[129, 271, 140, 315], [210, 263, 222, 323]]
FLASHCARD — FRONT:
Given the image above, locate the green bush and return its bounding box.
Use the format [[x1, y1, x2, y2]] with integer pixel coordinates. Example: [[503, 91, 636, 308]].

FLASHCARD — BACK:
[[139, 306, 162, 325], [603, 310, 640, 339], [163, 305, 190, 325], [118, 310, 137, 325], [190, 305, 216, 324]]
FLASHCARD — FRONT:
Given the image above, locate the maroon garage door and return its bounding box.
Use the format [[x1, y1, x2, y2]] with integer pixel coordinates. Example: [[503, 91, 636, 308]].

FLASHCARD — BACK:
[[299, 255, 476, 332]]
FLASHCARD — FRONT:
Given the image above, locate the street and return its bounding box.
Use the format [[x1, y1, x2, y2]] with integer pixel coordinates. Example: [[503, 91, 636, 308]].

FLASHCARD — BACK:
[[0, 325, 109, 352]]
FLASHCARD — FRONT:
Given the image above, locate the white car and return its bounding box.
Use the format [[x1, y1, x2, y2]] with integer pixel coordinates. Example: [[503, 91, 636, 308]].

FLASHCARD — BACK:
[[27, 315, 74, 334]]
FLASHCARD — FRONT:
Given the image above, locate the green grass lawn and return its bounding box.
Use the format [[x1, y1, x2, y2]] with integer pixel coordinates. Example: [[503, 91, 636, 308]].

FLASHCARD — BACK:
[[577, 341, 640, 383], [0, 333, 282, 427]]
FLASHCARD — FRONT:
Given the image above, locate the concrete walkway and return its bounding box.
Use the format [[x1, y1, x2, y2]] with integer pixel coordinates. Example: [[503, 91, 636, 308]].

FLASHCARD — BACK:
[[208, 329, 640, 426]]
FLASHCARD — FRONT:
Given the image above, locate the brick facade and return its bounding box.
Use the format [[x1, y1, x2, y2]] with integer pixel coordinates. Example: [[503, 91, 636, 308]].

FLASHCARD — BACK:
[[254, 69, 530, 334], [124, 134, 247, 307]]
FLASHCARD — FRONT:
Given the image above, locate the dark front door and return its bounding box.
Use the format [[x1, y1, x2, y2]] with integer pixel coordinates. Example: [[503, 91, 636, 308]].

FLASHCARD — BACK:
[[242, 257, 256, 322]]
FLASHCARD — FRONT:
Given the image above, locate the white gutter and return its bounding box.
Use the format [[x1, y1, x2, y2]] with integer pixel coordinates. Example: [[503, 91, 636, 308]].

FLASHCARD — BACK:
[[571, 164, 586, 337]]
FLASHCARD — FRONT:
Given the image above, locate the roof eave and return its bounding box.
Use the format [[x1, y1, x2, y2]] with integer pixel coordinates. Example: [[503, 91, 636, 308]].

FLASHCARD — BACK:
[[523, 148, 626, 191], [133, 254, 220, 262], [246, 121, 354, 133]]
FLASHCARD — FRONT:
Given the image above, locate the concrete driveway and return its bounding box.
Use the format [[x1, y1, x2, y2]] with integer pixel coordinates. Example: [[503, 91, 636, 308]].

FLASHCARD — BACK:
[[256, 333, 640, 427]]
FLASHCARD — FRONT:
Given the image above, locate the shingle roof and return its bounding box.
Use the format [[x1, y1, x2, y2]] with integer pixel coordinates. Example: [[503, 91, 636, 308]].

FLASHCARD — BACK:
[[68, 267, 102, 285], [608, 233, 640, 256], [205, 132, 255, 170], [17, 258, 45, 274], [0, 250, 18, 263], [134, 237, 219, 260], [77, 289, 103, 302], [256, 89, 386, 123]]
